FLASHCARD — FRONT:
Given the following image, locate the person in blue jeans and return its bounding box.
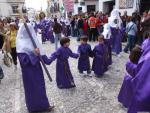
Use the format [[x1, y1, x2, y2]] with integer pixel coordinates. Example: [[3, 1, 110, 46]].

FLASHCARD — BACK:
[[124, 17, 137, 53], [53, 18, 62, 50]]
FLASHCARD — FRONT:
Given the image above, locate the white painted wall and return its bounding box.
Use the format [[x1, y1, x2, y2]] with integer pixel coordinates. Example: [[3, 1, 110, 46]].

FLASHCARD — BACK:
[[99, 0, 103, 12], [73, 3, 86, 15], [73, 1, 99, 15], [0, 0, 24, 17], [74, 0, 137, 16], [115, 0, 137, 16], [0, 0, 12, 17]]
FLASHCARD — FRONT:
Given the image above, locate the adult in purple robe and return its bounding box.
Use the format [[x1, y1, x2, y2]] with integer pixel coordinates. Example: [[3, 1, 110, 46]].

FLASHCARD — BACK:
[[37, 19, 47, 43], [108, 9, 123, 55], [16, 23, 53, 112], [49, 45, 79, 89], [46, 21, 54, 43], [118, 60, 137, 108], [127, 46, 150, 113], [78, 39, 92, 74], [37, 12, 48, 43], [141, 37, 150, 51], [92, 39, 107, 77]]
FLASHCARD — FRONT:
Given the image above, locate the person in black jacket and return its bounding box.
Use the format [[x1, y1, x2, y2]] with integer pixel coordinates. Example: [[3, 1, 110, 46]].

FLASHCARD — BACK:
[[53, 18, 62, 50], [70, 17, 75, 37], [77, 15, 84, 41]]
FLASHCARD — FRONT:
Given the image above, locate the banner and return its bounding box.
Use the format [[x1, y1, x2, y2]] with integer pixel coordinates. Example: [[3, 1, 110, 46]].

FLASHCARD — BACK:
[[63, 0, 74, 12]]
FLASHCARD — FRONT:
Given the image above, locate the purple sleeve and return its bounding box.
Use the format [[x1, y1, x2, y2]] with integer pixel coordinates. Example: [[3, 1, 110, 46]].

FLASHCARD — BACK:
[[49, 50, 60, 63], [126, 60, 137, 77], [69, 48, 79, 59], [93, 47, 102, 58], [42, 55, 52, 65]]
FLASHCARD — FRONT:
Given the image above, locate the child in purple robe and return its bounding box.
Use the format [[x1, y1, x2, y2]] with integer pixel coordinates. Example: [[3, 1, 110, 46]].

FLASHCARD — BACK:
[[92, 35, 108, 77], [118, 46, 142, 108], [49, 38, 79, 89], [78, 36, 92, 76]]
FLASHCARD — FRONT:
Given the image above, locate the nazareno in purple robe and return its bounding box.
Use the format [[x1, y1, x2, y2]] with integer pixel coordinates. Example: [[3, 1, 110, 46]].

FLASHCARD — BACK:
[[118, 60, 137, 108], [110, 27, 122, 55], [45, 20, 55, 43], [46, 22, 54, 43], [17, 53, 51, 112], [37, 19, 47, 43], [141, 38, 150, 51], [92, 43, 108, 77], [49, 47, 79, 89], [127, 46, 150, 113], [78, 43, 92, 72]]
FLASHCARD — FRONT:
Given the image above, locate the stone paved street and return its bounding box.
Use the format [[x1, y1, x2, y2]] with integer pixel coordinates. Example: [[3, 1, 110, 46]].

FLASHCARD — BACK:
[[0, 38, 129, 113]]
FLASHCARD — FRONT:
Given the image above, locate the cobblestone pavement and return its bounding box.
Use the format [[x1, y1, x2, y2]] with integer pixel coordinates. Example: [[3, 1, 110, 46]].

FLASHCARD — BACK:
[[0, 38, 129, 113]]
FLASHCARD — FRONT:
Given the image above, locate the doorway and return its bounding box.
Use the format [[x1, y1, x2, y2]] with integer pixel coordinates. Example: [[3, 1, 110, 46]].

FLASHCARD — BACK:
[[87, 5, 96, 13], [140, 0, 150, 13], [103, 1, 115, 14]]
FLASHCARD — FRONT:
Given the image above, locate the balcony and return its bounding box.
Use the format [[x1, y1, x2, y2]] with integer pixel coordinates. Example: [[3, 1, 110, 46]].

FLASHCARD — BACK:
[[75, 0, 79, 3], [74, 0, 85, 5]]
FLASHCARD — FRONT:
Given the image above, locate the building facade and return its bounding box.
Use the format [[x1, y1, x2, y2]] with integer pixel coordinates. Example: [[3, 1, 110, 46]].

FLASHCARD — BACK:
[[73, 0, 115, 15], [74, 0, 99, 15], [0, 0, 24, 17], [116, 0, 150, 15], [73, 0, 149, 16]]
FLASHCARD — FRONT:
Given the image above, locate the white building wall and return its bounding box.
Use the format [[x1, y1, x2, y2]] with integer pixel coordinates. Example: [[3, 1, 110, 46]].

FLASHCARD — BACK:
[[99, 0, 103, 12], [73, 3, 86, 15], [0, 0, 24, 17], [73, 1, 99, 15], [73, 0, 138, 16], [0, 0, 12, 17]]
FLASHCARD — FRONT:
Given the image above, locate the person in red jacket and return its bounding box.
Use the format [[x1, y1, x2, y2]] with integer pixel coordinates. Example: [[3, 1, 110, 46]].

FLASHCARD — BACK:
[[88, 13, 98, 41], [103, 14, 108, 24], [83, 17, 89, 36], [96, 14, 102, 35]]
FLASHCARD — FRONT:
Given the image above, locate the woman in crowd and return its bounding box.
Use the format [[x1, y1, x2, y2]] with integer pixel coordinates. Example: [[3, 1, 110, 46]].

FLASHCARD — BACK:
[[3, 22, 18, 70], [0, 20, 6, 50], [124, 17, 137, 53]]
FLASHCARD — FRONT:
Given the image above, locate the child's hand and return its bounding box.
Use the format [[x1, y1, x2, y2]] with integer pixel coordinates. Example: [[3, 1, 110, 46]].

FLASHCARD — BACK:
[[34, 48, 40, 56]]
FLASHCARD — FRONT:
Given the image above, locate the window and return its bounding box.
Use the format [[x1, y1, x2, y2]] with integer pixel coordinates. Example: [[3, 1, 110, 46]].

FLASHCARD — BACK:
[[12, 5, 19, 14], [119, 0, 134, 9], [87, 5, 96, 13]]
